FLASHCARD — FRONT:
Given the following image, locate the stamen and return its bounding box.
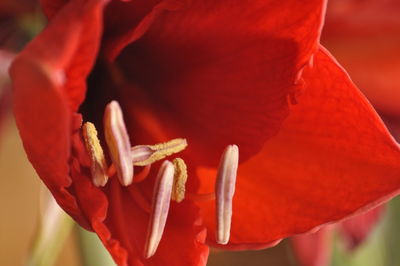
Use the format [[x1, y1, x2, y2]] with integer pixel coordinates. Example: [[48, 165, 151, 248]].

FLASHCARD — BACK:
[[171, 158, 187, 203], [131, 138, 187, 166], [82, 122, 109, 187], [144, 161, 174, 259], [104, 101, 134, 186], [215, 144, 239, 245]]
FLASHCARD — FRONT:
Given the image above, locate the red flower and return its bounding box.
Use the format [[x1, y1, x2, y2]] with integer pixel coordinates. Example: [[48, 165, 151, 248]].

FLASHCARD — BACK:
[[10, 0, 400, 265]]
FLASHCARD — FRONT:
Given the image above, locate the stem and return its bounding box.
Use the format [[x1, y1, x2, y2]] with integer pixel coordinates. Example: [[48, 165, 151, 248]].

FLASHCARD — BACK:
[[26, 197, 74, 266], [77, 226, 115, 266]]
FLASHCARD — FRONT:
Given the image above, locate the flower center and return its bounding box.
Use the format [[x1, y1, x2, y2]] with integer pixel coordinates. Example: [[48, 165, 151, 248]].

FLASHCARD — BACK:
[[81, 100, 239, 258]]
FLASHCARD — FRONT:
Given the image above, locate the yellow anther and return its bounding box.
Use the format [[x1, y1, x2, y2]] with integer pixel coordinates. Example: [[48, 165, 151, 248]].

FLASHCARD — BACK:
[[82, 122, 109, 187], [171, 158, 188, 203], [131, 138, 188, 166]]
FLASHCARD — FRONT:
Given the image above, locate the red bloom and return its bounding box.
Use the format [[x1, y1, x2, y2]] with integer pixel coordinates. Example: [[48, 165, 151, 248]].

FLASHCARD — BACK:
[[10, 0, 400, 265]]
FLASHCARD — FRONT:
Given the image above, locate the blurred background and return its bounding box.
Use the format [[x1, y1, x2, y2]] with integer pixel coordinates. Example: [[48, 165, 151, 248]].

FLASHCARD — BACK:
[[1, 0, 400, 265]]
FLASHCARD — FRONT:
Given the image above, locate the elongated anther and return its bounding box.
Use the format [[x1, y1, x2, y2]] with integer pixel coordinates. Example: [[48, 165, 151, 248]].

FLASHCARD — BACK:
[[171, 158, 188, 203], [144, 161, 174, 259], [131, 138, 187, 166], [82, 122, 109, 187], [215, 144, 239, 245], [104, 101, 133, 186]]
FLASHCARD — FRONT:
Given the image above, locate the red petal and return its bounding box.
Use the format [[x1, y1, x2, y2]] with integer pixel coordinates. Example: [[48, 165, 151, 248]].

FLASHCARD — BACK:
[[197, 48, 400, 248], [70, 132, 209, 265], [24, 0, 107, 111], [39, 0, 69, 19], [106, 0, 326, 62], [116, 0, 326, 166], [103, 0, 188, 60], [70, 156, 129, 265], [11, 0, 107, 226], [11, 55, 82, 221], [338, 205, 386, 250], [291, 226, 334, 266], [99, 179, 209, 266], [41, 0, 180, 61]]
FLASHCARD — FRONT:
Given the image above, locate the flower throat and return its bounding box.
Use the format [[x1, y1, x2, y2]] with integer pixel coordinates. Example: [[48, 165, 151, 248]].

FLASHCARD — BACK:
[[82, 100, 239, 259]]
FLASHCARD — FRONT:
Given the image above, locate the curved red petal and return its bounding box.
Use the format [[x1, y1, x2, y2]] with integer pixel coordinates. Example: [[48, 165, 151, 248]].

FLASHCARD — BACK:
[[103, 0, 187, 60], [108, 0, 326, 62], [338, 205, 386, 250], [11, 56, 83, 222], [291, 226, 334, 266], [197, 47, 400, 248], [98, 179, 209, 266], [11, 0, 107, 227], [29, 0, 107, 111], [116, 0, 326, 166], [70, 129, 208, 265], [70, 155, 129, 265], [39, 0, 68, 19]]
